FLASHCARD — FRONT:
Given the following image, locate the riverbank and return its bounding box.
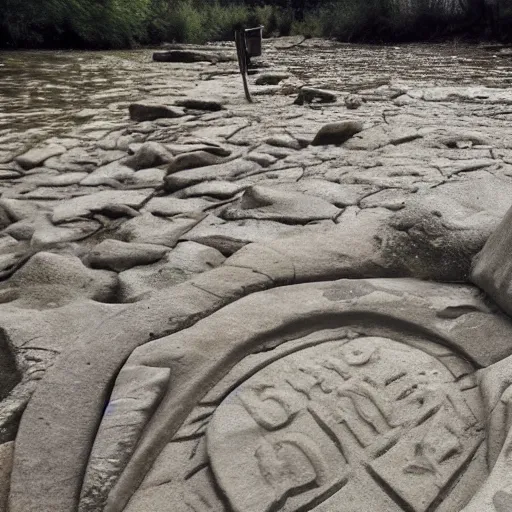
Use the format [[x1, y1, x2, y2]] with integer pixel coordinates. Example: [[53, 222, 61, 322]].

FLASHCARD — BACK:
[[3, 37, 512, 510]]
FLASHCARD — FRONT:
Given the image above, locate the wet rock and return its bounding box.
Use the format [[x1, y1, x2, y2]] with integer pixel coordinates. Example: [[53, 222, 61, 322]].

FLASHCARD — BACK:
[[167, 151, 229, 174], [0, 442, 14, 510], [15, 145, 66, 170], [4, 252, 118, 306], [52, 190, 151, 223], [86, 239, 168, 272], [175, 99, 223, 112], [294, 87, 337, 105], [311, 120, 364, 146], [255, 72, 290, 86], [123, 142, 174, 170], [118, 241, 225, 301], [153, 50, 234, 64], [116, 212, 204, 247], [129, 104, 185, 122], [222, 185, 341, 224], [344, 94, 364, 110]]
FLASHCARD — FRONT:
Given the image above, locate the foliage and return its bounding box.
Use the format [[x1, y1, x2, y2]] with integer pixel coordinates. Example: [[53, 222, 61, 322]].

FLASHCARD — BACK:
[[0, 0, 511, 49]]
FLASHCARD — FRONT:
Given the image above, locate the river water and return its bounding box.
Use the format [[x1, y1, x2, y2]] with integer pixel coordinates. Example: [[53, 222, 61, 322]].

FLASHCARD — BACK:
[[0, 41, 511, 159]]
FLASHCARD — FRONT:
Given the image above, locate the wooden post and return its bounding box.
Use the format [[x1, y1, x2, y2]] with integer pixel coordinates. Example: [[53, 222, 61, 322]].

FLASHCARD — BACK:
[[235, 29, 252, 103]]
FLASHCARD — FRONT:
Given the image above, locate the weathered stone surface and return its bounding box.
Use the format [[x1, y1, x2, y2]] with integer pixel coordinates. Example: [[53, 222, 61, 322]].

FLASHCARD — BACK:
[[15, 145, 66, 170], [153, 50, 234, 63], [129, 104, 185, 122], [167, 150, 229, 173], [118, 241, 225, 301], [472, 203, 512, 317], [52, 190, 151, 223], [80, 278, 507, 512], [123, 142, 174, 170], [311, 120, 364, 146], [86, 239, 168, 272], [294, 87, 337, 105], [116, 212, 204, 247], [255, 72, 290, 86], [175, 99, 223, 112], [0, 442, 14, 511], [222, 185, 341, 223], [3, 252, 118, 306], [143, 196, 211, 216]]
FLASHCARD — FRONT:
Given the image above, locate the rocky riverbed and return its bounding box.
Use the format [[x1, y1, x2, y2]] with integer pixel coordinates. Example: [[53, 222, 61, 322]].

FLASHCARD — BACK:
[[3, 38, 512, 512]]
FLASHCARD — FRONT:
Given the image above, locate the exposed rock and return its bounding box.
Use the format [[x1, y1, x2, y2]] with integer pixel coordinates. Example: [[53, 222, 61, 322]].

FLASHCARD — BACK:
[[182, 214, 303, 255], [3, 252, 118, 306], [86, 239, 169, 272], [15, 145, 66, 170], [143, 196, 211, 216], [255, 72, 290, 86], [311, 120, 364, 146], [80, 162, 135, 186], [344, 93, 364, 109], [129, 104, 185, 122], [222, 185, 341, 223], [123, 142, 174, 170], [175, 98, 223, 112], [164, 159, 259, 192], [167, 151, 229, 173], [174, 180, 246, 199], [116, 212, 204, 247], [265, 134, 301, 150], [118, 241, 225, 301], [294, 87, 337, 105], [52, 190, 152, 223], [153, 50, 234, 63], [0, 442, 14, 511], [165, 143, 231, 157]]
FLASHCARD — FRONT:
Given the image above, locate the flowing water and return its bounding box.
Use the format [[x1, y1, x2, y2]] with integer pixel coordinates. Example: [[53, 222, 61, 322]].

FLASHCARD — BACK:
[[0, 41, 511, 157]]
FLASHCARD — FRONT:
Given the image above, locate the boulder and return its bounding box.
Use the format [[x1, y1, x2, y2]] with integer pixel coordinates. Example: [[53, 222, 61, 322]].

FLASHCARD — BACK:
[[167, 151, 229, 174], [86, 240, 169, 272], [129, 104, 185, 122], [311, 120, 364, 146], [294, 87, 337, 105], [175, 99, 223, 112], [153, 50, 235, 63], [15, 145, 66, 170], [255, 72, 290, 86], [123, 142, 174, 170]]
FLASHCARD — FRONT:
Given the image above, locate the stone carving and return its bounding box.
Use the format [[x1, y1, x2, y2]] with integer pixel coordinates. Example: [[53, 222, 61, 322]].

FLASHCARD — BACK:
[[62, 278, 512, 512]]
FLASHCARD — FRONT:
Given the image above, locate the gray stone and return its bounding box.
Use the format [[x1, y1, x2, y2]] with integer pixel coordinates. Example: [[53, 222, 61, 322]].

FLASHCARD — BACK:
[[123, 142, 174, 170], [143, 196, 211, 216], [153, 50, 234, 63], [15, 145, 66, 170], [222, 185, 341, 223], [80, 163, 135, 186], [4, 252, 118, 307], [175, 99, 223, 112], [0, 442, 14, 511], [255, 73, 290, 86], [52, 190, 151, 223], [116, 212, 204, 247], [311, 121, 364, 146], [86, 240, 168, 272], [118, 241, 225, 301], [294, 87, 337, 105], [344, 93, 364, 109], [167, 151, 229, 174], [129, 104, 185, 122]]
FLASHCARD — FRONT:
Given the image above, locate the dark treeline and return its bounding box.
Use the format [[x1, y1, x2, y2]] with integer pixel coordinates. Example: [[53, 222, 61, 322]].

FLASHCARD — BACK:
[[0, 0, 510, 49]]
